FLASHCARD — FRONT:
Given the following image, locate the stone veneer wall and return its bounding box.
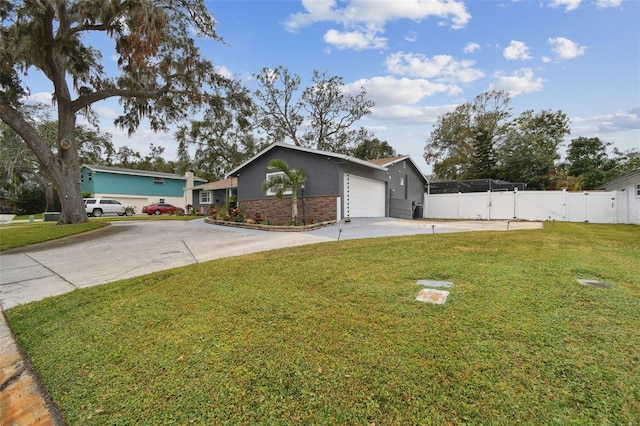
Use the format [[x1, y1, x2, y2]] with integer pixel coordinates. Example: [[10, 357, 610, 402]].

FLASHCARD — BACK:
[[239, 195, 337, 225]]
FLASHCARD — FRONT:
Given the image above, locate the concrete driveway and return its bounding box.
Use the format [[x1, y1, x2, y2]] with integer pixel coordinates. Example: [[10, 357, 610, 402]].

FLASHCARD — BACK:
[[0, 218, 542, 309]]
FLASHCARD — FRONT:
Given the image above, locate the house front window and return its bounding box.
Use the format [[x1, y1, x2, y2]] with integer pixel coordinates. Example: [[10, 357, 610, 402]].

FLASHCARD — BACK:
[[200, 191, 212, 204], [636, 183, 640, 197], [265, 172, 292, 196], [154, 177, 164, 185]]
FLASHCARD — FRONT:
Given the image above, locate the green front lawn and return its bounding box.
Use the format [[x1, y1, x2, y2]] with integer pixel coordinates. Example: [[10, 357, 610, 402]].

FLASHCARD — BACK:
[[6, 223, 640, 424], [0, 221, 108, 251]]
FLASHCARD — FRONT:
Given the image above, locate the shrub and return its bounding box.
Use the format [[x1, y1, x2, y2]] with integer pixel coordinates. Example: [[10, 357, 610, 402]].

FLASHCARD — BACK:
[[230, 207, 244, 222]]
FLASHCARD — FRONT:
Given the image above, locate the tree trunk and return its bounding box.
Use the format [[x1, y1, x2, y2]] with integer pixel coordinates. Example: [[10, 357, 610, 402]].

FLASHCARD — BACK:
[[291, 195, 298, 223], [33, 174, 55, 212], [0, 99, 88, 224], [52, 165, 87, 224], [44, 183, 54, 212], [54, 104, 88, 224]]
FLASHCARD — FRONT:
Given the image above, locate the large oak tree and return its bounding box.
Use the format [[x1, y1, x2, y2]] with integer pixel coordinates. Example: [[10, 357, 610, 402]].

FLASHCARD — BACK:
[[0, 0, 240, 223], [253, 66, 374, 153]]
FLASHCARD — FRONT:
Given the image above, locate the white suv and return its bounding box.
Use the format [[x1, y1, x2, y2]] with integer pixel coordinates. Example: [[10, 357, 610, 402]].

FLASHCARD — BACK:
[[84, 198, 136, 217]]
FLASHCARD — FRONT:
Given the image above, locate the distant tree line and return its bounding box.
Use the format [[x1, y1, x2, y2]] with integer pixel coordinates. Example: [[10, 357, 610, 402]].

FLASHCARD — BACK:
[[424, 91, 639, 190]]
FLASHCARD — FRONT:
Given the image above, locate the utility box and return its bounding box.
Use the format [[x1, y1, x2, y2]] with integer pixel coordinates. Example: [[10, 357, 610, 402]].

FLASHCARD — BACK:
[[43, 212, 61, 222], [413, 204, 423, 219]]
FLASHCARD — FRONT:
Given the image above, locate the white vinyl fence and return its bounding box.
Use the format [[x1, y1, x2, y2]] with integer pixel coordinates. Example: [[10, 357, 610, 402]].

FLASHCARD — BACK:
[[424, 189, 628, 224]]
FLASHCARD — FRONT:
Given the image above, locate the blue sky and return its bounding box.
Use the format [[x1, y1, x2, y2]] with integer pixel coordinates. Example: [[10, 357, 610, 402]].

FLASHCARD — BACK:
[[26, 0, 640, 175]]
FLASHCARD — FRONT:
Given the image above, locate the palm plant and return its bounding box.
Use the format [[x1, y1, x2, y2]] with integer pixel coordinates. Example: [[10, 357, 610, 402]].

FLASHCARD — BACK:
[[261, 159, 307, 223]]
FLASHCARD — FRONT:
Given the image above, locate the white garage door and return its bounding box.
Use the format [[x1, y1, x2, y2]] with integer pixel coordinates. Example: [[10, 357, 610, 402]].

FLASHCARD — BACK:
[[344, 174, 386, 218]]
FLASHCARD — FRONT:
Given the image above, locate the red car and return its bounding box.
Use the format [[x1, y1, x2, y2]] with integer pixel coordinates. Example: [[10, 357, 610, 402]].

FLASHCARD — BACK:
[[142, 203, 185, 215]]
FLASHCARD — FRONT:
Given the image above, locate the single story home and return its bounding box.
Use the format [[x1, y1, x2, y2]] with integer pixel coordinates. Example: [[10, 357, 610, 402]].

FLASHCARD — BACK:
[[80, 164, 206, 214], [596, 168, 640, 224], [226, 143, 427, 224], [188, 177, 237, 215]]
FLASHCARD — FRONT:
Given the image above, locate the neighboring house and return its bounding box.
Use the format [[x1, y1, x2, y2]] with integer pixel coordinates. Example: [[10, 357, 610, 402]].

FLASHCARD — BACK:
[[80, 164, 206, 214], [596, 168, 640, 225], [188, 177, 237, 215], [226, 143, 427, 225]]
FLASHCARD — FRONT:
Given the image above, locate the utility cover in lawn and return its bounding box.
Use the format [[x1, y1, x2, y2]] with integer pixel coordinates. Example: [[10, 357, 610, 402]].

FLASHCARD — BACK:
[[416, 288, 449, 304]]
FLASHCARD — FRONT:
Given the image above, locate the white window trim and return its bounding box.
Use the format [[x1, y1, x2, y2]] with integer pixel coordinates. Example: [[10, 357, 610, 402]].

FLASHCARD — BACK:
[[200, 191, 212, 204], [265, 171, 292, 196], [636, 183, 640, 198]]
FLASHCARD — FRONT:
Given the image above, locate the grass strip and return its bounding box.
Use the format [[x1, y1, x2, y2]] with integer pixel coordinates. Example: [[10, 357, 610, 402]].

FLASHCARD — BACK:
[[6, 223, 640, 424], [0, 221, 108, 252]]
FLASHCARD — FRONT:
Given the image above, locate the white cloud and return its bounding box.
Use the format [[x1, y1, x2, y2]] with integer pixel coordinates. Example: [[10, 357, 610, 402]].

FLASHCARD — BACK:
[[285, 0, 471, 32], [573, 106, 640, 132], [323, 28, 387, 50], [285, 0, 342, 32], [106, 125, 179, 156], [549, 0, 582, 12], [404, 31, 418, 42], [345, 76, 455, 107], [384, 52, 484, 84], [214, 65, 234, 78], [463, 42, 480, 54], [569, 107, 640, 152], [25, 92, 53, 105], [96, 107, 120, 120], [596, 0, 623, 8], [503, 40, 531, 61], [489, 68, 545, 96], [548, 37, 586, 59], [371, 104, 456, 124]]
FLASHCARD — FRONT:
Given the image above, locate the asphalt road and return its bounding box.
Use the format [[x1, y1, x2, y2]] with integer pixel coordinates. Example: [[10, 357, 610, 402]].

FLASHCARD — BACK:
[[0, 218, 542, 310]]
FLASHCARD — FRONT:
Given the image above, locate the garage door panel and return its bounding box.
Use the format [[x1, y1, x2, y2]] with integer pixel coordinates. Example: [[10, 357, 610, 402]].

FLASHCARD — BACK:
[[344, 174, 385, 217]]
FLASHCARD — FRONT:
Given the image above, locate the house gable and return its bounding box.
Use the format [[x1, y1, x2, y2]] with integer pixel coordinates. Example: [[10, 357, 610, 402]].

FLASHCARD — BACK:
[[369, 156, 427, 219]]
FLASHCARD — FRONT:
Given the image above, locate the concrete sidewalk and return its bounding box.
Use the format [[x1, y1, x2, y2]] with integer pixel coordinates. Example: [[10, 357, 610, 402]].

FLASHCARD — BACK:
[[0, 217, 542, 425]]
